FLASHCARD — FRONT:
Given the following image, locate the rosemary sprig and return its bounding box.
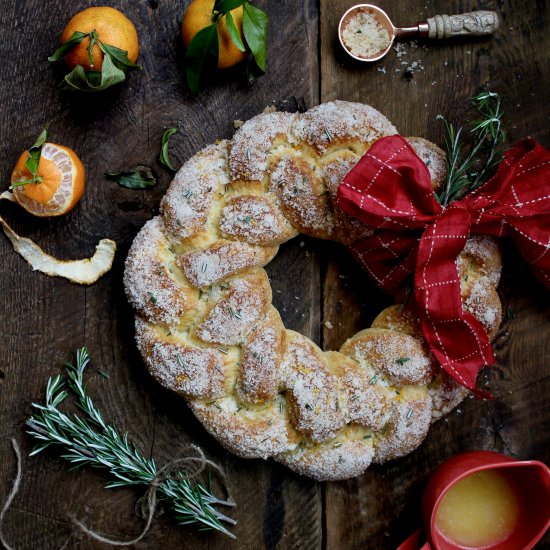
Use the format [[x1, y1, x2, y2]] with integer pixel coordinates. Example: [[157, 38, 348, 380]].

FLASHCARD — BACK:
[[26, 347, 236, 538], [437, 92, 506, 207]]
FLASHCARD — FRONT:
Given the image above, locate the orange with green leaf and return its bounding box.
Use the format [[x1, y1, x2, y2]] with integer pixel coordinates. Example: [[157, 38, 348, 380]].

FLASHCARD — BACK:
[[182, 0, 268, 92], [10, 129, 85, 217], [48, 6, 141, 92]]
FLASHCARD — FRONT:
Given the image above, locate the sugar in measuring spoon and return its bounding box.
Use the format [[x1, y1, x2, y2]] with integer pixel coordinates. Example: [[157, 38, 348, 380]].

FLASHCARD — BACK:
[[338, 4, 499, 62]]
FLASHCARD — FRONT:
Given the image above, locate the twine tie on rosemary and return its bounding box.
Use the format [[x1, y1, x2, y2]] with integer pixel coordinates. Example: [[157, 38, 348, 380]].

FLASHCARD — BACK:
[[337, 135, 550, 394], [0, 438, 235, 548], [72, 444, 234, 546]]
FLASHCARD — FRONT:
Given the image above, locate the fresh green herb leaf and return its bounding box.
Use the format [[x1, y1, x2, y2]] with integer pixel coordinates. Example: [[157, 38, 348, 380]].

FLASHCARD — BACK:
[[242, 3, 268, 72], [214, 0, 246, 13], [185, 24, 219, 93], [99, 42, 141, 70], [97, 369, 110, 379], [48, 31, 88, 62], [395, 357, 410, 365], [159, 127, 178, 171], [105, 168, 156, 189], [225, 11, 246, 52]]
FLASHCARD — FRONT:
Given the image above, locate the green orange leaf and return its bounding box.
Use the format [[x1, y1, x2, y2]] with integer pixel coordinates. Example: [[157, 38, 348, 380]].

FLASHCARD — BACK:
[[99, 42, 141, 70], [105, 168, 156, 189], [214, 0, 246, 13], [185, 24, 219, 93], [159, 128, 178, 171], [226, 11, 246, 52], [48, 31, 88, 62], [242, 3, 267, 72]]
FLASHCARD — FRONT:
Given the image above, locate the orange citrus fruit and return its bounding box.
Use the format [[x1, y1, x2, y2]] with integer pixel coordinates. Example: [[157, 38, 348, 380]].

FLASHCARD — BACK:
[[182, 0, 247, 69], [60, 6, 139, 72], [11, 143, 85, 217]]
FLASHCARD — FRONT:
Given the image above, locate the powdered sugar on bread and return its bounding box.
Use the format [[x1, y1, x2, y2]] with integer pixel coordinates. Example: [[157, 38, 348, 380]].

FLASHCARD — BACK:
[[124, 101, 503, 480]]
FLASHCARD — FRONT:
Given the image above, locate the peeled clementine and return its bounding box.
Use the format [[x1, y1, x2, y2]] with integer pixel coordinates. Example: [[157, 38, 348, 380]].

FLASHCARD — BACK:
[[11, 143, 85, 217]]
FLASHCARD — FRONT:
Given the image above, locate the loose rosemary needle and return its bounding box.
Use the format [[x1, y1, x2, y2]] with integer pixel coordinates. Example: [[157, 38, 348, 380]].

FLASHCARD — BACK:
[[26, 347, 236, 538]]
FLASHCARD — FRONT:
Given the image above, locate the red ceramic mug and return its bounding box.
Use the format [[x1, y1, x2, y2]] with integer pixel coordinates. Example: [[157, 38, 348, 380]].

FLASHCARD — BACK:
[[398, 451, 550, 550]]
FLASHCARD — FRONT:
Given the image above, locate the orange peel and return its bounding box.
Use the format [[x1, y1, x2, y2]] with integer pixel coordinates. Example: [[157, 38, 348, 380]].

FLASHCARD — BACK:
[[0, 212, 116, 285]]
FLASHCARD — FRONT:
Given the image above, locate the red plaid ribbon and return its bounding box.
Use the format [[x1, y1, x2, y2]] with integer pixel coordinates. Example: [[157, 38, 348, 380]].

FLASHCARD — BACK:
[[337, 135, 550, 393]]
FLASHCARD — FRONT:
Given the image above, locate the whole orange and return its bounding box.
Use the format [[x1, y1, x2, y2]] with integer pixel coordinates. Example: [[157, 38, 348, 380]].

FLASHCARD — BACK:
[[60, 6, 139, 72], [11, 143, 85, 217], [182, 0, 247, 69]]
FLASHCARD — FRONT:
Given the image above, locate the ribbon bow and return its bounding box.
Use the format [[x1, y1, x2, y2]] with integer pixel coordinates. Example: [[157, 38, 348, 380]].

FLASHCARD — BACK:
[[337, 135, 550, 393]]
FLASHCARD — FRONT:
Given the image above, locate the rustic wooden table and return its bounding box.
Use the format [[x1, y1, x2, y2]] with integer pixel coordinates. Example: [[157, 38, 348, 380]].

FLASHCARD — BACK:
[[1, 1, 549, 548]]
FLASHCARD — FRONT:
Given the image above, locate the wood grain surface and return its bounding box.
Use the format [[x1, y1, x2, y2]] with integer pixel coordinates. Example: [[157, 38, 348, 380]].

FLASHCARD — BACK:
[[0, 1, 548, 549]]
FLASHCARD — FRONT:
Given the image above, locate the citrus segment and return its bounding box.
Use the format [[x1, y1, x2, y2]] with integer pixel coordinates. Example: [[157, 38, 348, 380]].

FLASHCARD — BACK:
[[60, 6, 139, 71], [11, 143, 85, 217], [182, 0, 247, 69]]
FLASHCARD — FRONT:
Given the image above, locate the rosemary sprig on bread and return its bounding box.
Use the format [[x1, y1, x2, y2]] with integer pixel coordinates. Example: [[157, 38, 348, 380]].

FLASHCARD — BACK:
[[437, 92, 506, 206]]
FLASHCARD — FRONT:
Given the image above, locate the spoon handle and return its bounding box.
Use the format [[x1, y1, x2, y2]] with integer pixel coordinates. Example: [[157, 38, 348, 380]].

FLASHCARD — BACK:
[[424, 11, 499, 39]]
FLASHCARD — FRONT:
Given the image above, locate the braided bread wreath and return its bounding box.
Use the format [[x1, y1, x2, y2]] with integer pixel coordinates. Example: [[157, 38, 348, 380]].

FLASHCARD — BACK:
[[124, 101, 503, 481]]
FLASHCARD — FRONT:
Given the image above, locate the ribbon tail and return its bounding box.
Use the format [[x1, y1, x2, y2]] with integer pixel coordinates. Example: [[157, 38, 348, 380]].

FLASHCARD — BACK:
[[419, 310, 495, 398], [415, 205, 495, 396]]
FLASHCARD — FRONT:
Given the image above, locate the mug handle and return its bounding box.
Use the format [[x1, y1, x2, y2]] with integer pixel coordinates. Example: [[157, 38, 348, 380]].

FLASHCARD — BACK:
[[396, 529, 432, 550]]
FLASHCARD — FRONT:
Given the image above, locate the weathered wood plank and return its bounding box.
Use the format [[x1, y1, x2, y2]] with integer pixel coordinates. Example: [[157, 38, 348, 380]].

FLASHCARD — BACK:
[[0, 0, 321, 548], [320, 0, 550, 548]]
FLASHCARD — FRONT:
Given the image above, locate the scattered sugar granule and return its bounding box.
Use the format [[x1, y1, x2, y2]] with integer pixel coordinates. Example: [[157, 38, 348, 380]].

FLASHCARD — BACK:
[[342, 11, 391, 58], [233, 119, 245, 129], [324, 321, 334, 330]]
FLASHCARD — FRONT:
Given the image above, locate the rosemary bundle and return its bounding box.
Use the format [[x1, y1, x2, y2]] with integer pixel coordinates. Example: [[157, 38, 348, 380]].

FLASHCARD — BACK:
[[436, 92, 507, 207], [26, 348, 236, 541]]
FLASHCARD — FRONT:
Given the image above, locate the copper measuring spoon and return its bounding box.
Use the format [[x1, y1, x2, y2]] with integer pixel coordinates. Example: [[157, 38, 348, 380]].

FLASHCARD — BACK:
[[338, 4, 499, 62]]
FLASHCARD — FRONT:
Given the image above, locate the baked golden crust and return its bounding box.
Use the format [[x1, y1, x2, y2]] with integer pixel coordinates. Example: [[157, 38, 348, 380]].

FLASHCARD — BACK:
[[124, 101, 503, 480]]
